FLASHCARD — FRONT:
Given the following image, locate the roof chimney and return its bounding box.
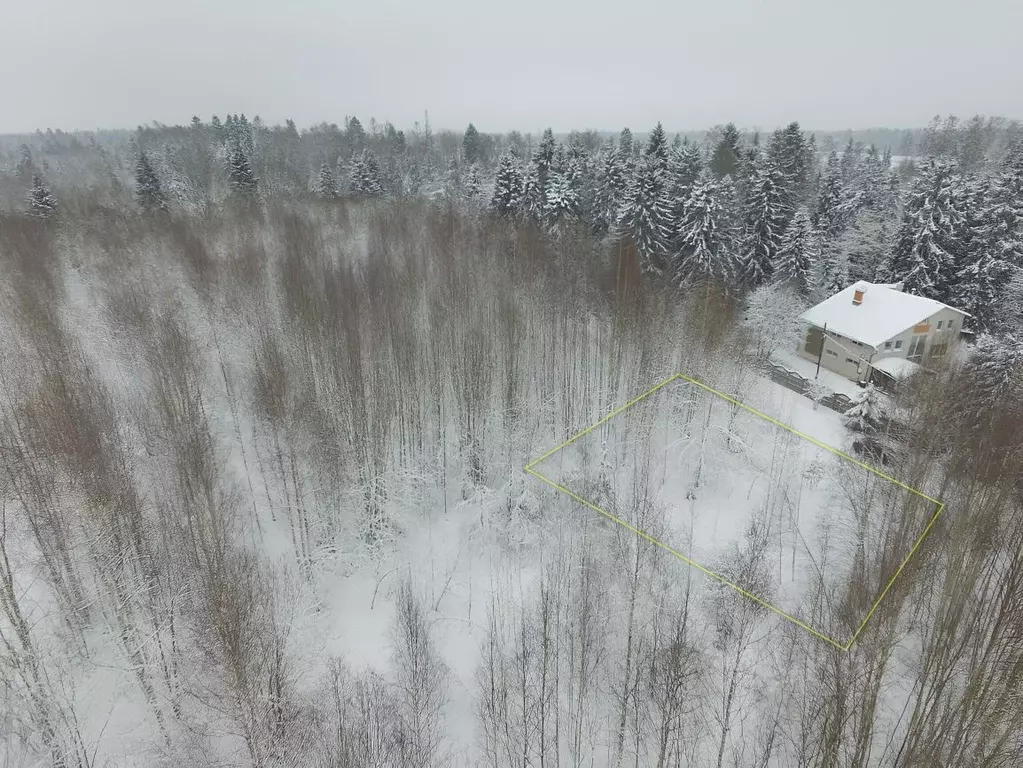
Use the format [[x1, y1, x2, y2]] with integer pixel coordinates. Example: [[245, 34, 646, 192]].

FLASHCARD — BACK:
[[852, 281, 868, 306]]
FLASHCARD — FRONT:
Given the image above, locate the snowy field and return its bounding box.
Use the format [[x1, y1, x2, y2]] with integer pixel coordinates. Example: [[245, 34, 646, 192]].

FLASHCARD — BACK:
[[532, 376, 938, 647]]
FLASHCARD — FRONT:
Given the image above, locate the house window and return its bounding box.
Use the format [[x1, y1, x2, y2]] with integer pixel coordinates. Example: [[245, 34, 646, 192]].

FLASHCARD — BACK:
[[931, 342, 949, 357], [845, 357, 858, 365], [826, 349, 838, 358], [948, 319, 955, 329], [894, 340, 903, 350], [884, 341, 892, 350], [937, 320, 944, 330]]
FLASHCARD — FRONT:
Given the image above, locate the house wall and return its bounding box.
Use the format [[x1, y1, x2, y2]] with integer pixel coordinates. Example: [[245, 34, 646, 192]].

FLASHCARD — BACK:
[[870, 306, 964, 365], [795, 306, 967, 383], [796, 328, 873, 381]]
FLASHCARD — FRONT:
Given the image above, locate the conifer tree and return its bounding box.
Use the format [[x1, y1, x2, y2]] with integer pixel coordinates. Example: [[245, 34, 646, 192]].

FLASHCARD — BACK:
[[134, 151, 168, 212], [462, 123, 482, 165], [951, 176, 1012, 331], [238, 113, 254, 158], [490, 152, 523, 217], [815, 151, 858, 241], [882, 159, 969, 302], [710, 123, 742, 179], [740, 159, 791, 287], [616, 155, 673, 273], [350, 150, 384, 197], [618, 127, 634, 158], [27, 174, 57, 218], [843, 383, 884, 434], [673, 174, 736, 286], [536, 128, 557, 187], [228, 138, 258, 200], [815, 248, 848, 301], [15, 144, 34, 178], [544, 170, 580, 234], [463, 164, 484, 210], [774, 207, 817, 295], [592, 145, 627, 234], [839, 137, 864, 188], [767, 121, 812, 209], [210, 114, 224, 143], [966, 333, 1023, 419], [645, 122, 669, 167], [839, 209, 893, 283], [520, 160, 545, 225], [988, 141, 1023, 265], [315, 161, 341, 199], [346, 116, 366, 150], [668, 139, 703, 197]]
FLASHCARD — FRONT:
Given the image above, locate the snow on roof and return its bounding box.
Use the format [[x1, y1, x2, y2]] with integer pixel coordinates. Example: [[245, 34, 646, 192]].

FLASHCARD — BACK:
[[799, 282, 968, 349], [872, 356, 921, 380]]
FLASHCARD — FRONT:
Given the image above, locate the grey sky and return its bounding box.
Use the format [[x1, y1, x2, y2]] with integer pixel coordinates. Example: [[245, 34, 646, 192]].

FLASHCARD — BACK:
[[5, 0, 1021, 134]]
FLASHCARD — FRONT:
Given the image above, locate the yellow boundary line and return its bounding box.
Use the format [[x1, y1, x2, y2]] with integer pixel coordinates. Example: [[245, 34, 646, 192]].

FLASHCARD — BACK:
[[524, 373, 945, 651]]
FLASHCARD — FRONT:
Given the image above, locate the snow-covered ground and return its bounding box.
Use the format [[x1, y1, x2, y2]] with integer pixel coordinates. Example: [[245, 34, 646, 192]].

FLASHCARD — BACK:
[[532, 376, 933, 646]]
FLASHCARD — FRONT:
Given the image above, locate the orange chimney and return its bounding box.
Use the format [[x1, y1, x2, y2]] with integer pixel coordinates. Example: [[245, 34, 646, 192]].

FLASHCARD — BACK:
[[852, 281, 868, 305]]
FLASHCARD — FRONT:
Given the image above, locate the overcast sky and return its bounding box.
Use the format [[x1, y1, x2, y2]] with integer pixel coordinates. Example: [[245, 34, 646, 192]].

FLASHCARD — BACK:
[[4, 0, 1021, 135]]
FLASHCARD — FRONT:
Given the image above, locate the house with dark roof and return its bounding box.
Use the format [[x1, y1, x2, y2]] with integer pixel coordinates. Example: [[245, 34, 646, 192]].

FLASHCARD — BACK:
[[797, 281, 970, 385]]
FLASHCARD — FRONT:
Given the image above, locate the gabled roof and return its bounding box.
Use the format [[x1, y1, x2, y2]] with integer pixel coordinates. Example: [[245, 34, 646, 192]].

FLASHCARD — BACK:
[[799, 281, 969, 349]]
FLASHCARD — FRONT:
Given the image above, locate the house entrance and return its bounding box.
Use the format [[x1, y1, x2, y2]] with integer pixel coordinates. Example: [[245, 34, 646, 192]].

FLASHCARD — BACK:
[[907, 334, 927, 362]]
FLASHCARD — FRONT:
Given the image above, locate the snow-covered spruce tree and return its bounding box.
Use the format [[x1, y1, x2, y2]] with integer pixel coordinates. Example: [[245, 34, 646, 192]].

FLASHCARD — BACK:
[[16, 144, 34, 178], [766, 121, 813, 209], [815, 151, 858, 242], [228, 138, 258, 201], [462, 122, 483, 166], [673, 174, 736, 286], [966, 333, 1023, 417], [28, 174, 57, 218], [988, 142, 1023, 266], [881, 158, 968, 302], [843, 383, 884, 434], [618, 126, 634, 158], [740, 159, 790, 288], [536, 128, 557, 188], [774, 207, 818, 295], [350, 149, 385, 198], [664, 139, 705, 239], [564, 150, 592, 223], [544, 170, 580, 234], [645, 122, 669, 167], [839, 137, 865, 189], [463, 164, 485, 212], [838, 208, 893, 283], [710, 123, 742, 179], [668, 138, 703, 197], [489, 152, 522, 217], [951, 176, 1012, 332], [314, 161, 341, 200], [520, 159, 545, 226], [615, 154, 673, 273], [134, 151, 168, 212], [814, 247, 849, 301], [859, 144, 896, 213], [591, 145, 627, 234]]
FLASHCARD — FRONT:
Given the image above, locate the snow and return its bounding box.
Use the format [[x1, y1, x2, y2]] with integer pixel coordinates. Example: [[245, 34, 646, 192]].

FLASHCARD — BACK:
[[872, 356, 921, 380], [799, 281, 964, 349]]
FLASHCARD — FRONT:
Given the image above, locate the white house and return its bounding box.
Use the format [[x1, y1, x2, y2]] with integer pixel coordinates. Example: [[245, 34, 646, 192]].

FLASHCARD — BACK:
[[796, 281, 970, 385]]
